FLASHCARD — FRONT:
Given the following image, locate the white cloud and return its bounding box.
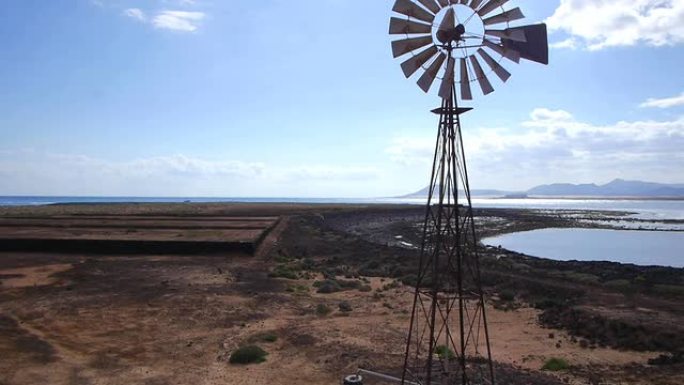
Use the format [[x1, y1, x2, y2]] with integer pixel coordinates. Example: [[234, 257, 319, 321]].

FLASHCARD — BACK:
[[526, 108, 575, 124], [35, 153, 265, 180], [127, 154, 264, 177], [385, 137, 435, 166], [152, 10, 205, 32], [279, 166, 379, 182], [123, 8, 146, 22], [120, 7, 206, 33], [547, 0, 684, 50], [0, 152, 381, 196], [640, 92, 684, 108], [549, 38, 578, 50], [519, 108, 684, 142], [0, 152, 263, 195], [386, 109, 684, 189]]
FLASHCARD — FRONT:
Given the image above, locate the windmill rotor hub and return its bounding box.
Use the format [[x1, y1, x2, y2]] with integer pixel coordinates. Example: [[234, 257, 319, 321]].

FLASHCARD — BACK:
[[433, 4, 484, 54], [456, 23, 466, 35], [436, 23, 466, 44]]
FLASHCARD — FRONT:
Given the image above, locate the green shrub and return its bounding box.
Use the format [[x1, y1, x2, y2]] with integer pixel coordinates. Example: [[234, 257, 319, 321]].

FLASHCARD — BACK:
[[301, 258, 315, 270], [603, 279, 632, 291], [322, 269, 336, 279], [274, 255, 293, 263], [286, 284, 308, 294], [382, 280, 401, 291], [652, 284, 684, 297], [434, 345, 455, 360], [315, 304, 331, 316], [338, 301, 352, 312], [338, 279, 362, 290], [400, 274, 418, 287], [541, 357, 569, 371], [300, 271, 314, 280], [533, 297, 565, 310], [565, 272, 600, 284], [269, 264, 299, 280], [229, 345, 268, 364], [314, 279, 342, 293], [499, 289, 515, 302], [313, 279, 367, 293], [254, 333, 278, 343]]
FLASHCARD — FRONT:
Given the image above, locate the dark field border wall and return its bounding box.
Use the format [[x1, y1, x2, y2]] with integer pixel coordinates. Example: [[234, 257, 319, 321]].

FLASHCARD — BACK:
[[0, 238, 256, 255]]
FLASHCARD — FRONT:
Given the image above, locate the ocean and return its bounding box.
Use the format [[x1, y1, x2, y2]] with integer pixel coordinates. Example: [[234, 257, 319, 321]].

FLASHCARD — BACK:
[[1, 196, 684, 220], [0, 196, 367, 206]]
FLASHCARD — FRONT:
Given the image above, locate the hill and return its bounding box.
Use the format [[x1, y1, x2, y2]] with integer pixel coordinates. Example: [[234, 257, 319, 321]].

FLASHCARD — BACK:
[[528, 179, 684, 198], [399, 185, 513, 198], [401, 179, 684, 199]]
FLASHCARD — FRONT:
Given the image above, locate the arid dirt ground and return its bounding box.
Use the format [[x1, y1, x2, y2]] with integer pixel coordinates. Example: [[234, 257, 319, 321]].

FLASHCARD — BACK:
[[0, 203, 682, 385]]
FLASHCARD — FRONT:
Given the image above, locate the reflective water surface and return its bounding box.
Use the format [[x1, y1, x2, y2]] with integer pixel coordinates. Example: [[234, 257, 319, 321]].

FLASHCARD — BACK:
[[482, 228, 684, 268]]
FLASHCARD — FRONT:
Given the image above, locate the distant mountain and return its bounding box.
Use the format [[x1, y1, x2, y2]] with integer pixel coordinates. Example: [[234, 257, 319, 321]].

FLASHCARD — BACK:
[[399, 185, 514, 198], [401, 179, 684, 199], [527, 179, 684, 198]]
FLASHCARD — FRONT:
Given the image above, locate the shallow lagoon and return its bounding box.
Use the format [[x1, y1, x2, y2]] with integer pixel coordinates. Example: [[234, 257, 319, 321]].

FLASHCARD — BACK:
[[482, 228, 684, 268]]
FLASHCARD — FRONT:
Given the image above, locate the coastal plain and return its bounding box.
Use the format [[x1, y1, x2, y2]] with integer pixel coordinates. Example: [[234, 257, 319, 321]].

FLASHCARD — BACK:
[[0, 203, 682, 385]]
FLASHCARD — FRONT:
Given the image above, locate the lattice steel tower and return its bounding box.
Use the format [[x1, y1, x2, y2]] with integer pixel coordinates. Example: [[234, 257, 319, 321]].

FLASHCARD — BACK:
[[388, 1, 549, 384]]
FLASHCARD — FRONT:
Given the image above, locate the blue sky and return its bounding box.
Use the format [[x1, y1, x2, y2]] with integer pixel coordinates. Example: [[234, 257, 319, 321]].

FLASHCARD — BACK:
[[1, 0, 683, 197]]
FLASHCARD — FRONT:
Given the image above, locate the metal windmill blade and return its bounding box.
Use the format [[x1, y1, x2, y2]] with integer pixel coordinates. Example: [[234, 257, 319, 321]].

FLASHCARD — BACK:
[[477, 48, 511, 82], [482, 7, 525, 25], [477, 0, 511, 17], [485, 28, 527, 42], [417, 53, 446, 92], [469, 55, 494, 95], [438, 57, 456, 99], [391, 35, 434, 58], [483, 38, 521, 63], [400, 46, 439, 78], [389, 0, 548, 100], [469, 0, 485, 10], [460, 58, 472, 100], [392, 0, 434, 23], [389, 17, 432, 35], [416, 0, 441, 14]]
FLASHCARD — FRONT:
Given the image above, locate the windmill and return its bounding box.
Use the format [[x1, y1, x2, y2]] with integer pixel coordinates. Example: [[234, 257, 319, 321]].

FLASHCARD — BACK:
[[344, 1, 548, 385]]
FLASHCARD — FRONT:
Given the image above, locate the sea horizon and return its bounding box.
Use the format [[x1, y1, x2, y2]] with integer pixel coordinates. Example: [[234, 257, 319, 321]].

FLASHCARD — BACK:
[[2, 195, 684, 220], [0, 194, 684, 202], [0, 195, 382, 206]]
